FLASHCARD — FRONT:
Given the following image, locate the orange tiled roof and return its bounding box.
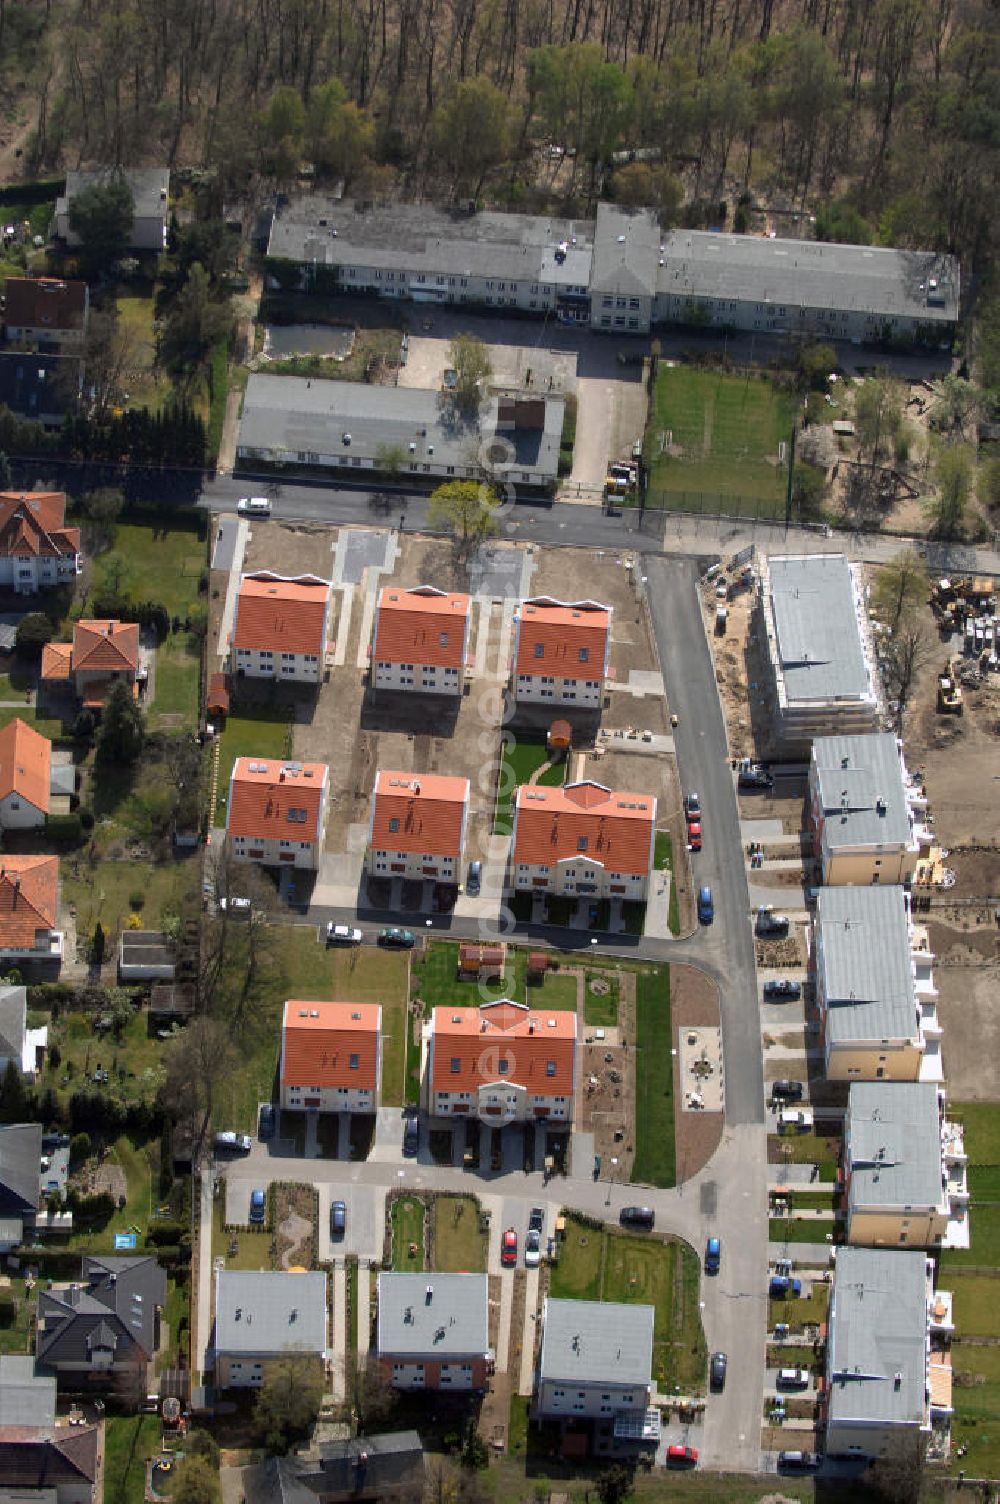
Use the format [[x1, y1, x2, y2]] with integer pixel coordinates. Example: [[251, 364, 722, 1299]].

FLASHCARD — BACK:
[[0, 491, 80, 561], [282, 999, 381, 1090], [0, 717, 51, 814], [0, 854, 58, 950], [2, 278, 87, 332], [227, 757, 328, 842], [40, 641, 73, 683], [512, 780, 655, 876], [370, 770, 469, 857], [514, 597, 611, 678], [373, 586, 470, 668], [233, 572, 331, 655], [431, 1000, 576, 1095], [72, 620, 139, 674]]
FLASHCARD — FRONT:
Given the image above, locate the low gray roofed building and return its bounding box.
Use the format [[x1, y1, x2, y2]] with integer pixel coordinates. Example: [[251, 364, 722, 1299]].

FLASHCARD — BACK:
[[539, 1297, 653, 1389], [0, 1357, 55, 1428], [377, 1272, 489, 1360], [236, 376, 564, 488], [826, 1247, 941, 1457], [36, 1255, 166, 1377], [0, 1122, 42, 1219], [591, 204, 660, 298], [809, 731, 924, 885], [213, 1269, 328, 1388]]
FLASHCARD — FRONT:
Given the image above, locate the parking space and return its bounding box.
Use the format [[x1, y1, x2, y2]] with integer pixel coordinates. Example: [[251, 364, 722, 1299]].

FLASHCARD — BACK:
[[316, 1181, 385, 1263], [226, 1175, 268, 1228]]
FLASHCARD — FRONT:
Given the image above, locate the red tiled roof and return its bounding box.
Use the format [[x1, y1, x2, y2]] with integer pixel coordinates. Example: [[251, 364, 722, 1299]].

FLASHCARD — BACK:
[[72, 620, 139, 674], [373, 586, 470, 668], [514, 597, 611, 677], [282, 1000, 381, 1090], [0, 717, 51, 814], [431, 1000, 576, 1095], [233, 572, 331, 655], [0, 491, 80, 561], [227, 758, 328, 842], [0, 854, 58, 950], [512, 780, 655, 876], [370, 770, 469, 858], [2, 278, 88, 333], [39, 641, 72, 683], [207, 673, 230, 713]]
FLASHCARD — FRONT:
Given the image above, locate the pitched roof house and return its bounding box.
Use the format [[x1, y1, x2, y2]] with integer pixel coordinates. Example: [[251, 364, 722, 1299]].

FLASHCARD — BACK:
[[376, 1273, 490, 1391], [372, 585, 471, 694], [0, 491, 81, 593], [512, 597, 612, 707], [41, 620, 140, 709], [0, 1420, 99, 1504], [366, 771, 470, 884], [231, 572, 333, 683], [243, 1433, 426, 1504], [54, 168, 170, 252], [226, 758, 330, 870], [280, 999, 382, 1114], [511, 780, 656, 901], [0, 985, 47, 1080], [427, 999, 576, 1124], [2, 278, 89, 351], [0, 1122, 42, 1248], [36, 1255, 166, 1378], [0, 856, 62, 969], [0, 718, 51, 829]]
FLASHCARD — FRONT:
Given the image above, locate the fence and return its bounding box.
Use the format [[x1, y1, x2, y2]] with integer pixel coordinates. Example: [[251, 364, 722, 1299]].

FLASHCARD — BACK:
[[632, 487, 792, 523]]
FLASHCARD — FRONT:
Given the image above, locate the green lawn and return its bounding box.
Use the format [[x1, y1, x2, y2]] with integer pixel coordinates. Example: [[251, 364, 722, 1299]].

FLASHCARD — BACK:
[[0, 1277, 36, 1355], [391, 1196, 427, 1269], [93, 519, 206, 621], [62, 857, 199, 942], [214, 710, 291, 822], [44, 1007, 166, 1109], [213, 929, 410, 1127], [768, 1129, 842, 1167], [115, 293, 172, 413], [954, 1103, 1000, 1164], [951, 1274, 1000, 1337], [768, 1218, 841, 1245], [410, 941, 577, 1012], [150, 637, 200, 728], [941, 1104, 1000, 1272], [950, 1340, 1000, 1478], [552, 1215, 706, 1393], [493, 735, 554, 834], [63, 1135, 158, 1254], [583, 971, 619, 1028], [212, 1195, 272, 1268], [645, 365, 797, 515], [632, 967, 675, 1188], [431, 1195, 487, 1272], [768, 1285, 830, 1330], [0, 705, 66, 737], [104, 1415, 162, 1504], [534, 971, 578, 1011]]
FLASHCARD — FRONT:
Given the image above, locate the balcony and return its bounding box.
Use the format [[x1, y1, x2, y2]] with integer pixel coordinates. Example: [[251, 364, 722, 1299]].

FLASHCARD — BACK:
[[928, 1288, 954, 1336]]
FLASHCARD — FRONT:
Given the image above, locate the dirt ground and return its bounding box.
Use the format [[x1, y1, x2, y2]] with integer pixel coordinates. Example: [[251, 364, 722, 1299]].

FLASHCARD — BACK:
[[927, 918, 1000, 1101], [671, 964, 723, 1183], [527, 544, 660, 686], [580, 968, 636, 1178]]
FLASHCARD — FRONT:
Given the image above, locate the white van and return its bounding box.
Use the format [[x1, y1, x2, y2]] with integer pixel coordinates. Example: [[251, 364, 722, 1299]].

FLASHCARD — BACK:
[[237, 496, 271, 516]]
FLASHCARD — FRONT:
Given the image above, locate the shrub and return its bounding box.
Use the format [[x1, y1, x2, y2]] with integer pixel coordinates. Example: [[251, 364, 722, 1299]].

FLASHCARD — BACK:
[[16, 613, 54, 657], [128, 891, 145, 911], [46, 813, 83, 845], [69, 1131, 91, 1167], [79, 807, 95, 831], [146, 1219, 186, 1245]]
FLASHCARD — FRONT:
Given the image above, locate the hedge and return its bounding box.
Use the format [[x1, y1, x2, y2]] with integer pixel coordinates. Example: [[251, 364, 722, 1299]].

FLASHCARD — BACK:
[[45, 814, 83, 845], [0, 178, 64, 206]]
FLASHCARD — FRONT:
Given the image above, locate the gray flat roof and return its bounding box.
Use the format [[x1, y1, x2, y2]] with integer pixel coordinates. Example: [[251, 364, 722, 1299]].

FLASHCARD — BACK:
[[0, 1356, 55, 1427], [813, 732, 912, 849], [767, 554, 873, 706], [268, 199, 593, 288], [827, 1247, 928, 1428], [237, 375, 563, 479], [539, 1298, 654, 1387], [817, 886, 917, 1046], [847, 1082, 943, 1210], [592, 204, 659, 297], [214, 1270, 327, 1358], [657, 232, 959, 323], [59, 168, 169, 221], [377, 1273, 489, 1359]]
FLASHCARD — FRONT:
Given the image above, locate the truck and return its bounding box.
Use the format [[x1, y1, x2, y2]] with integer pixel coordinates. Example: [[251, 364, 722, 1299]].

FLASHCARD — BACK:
[[777, 1107, 815, 1134], [769, 1274, 802, 1298], [715, 605, 728, 635], [756, 906, 790, 937]]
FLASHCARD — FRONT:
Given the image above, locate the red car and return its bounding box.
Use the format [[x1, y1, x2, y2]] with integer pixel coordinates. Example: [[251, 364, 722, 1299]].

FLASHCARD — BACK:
[[688, 820, 702, 851], [501, 1228, 518, 1266], [667, 1444, 698, 1467]]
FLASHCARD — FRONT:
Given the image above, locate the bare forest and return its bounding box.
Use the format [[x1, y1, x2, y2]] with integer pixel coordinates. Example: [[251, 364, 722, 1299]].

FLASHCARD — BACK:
[[0, 0, 995, 270]]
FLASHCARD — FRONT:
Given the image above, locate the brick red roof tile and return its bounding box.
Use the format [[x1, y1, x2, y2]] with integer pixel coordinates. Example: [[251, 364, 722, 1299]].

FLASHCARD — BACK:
[[72, 620, 139, 673], [227, 758, 328, 842], [233, 572, 331, 655], [282, 1000, 381, 1090], [2, 277, 88, 333], [373, 586, 470, 669], [0, 491, 80, 561], [514, 597, 611, 678], [0, 718, 51, 814], [512, 780, 655, 876], [370, 770, 469, 858], [431, 1000, 575, 1096], [0, 855, 58, 950]]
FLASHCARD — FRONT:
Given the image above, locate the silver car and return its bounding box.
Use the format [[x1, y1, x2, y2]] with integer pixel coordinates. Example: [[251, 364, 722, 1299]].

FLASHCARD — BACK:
[[524, 1228, 541, 1267]]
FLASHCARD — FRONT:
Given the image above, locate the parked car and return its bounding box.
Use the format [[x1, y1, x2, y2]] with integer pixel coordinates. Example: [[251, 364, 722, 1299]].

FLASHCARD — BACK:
[[524, 1229, 541, 1267], [501, 1228, 518, 1266], [327, 923, 363, 945], [737, 766, 773, 791], [688, 819, 702, 851], [666, 1445, 698, 1466], [402, 1113, 419, 1157], [330, 1199, 346, 1238], [704, 1236, 721, 1274], [756, 908, 790, 937], [219, 896, 251, 914], [778, 1451, 820, 1472], [769, 1275, 802, 1298], [466, 861, 482, 896], [776, 1367, 810, 1391], [258, 1104, 276, 1140], [619, 1206, 655, 1229], [771, 1080, 804, 1101], [215, 1131, 252, 1154], [763, 979, 802, 1000], [529, 1206, 544, 1233], [378, 927, 415, 948], [685, 792, 701, 819], [710, 1351, 728, 1391], [249, 1188, 267, 1224], [237, 496, 271, 516], [777, 1108, 814, 1134], [698, 886, 714, 924]]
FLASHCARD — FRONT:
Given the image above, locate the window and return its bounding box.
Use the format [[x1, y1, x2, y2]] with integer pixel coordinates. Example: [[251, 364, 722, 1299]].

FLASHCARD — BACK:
[[546, 1060, 556, 1077], [577, 837, 588, 851], [579, 646, 589, 662], [534, 642, 544, 658], [389, 817, 400, 833], [350, 1053, 359, 1070], [451, 1058, 461, 1073], [498, 1058, 509, 1074]]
